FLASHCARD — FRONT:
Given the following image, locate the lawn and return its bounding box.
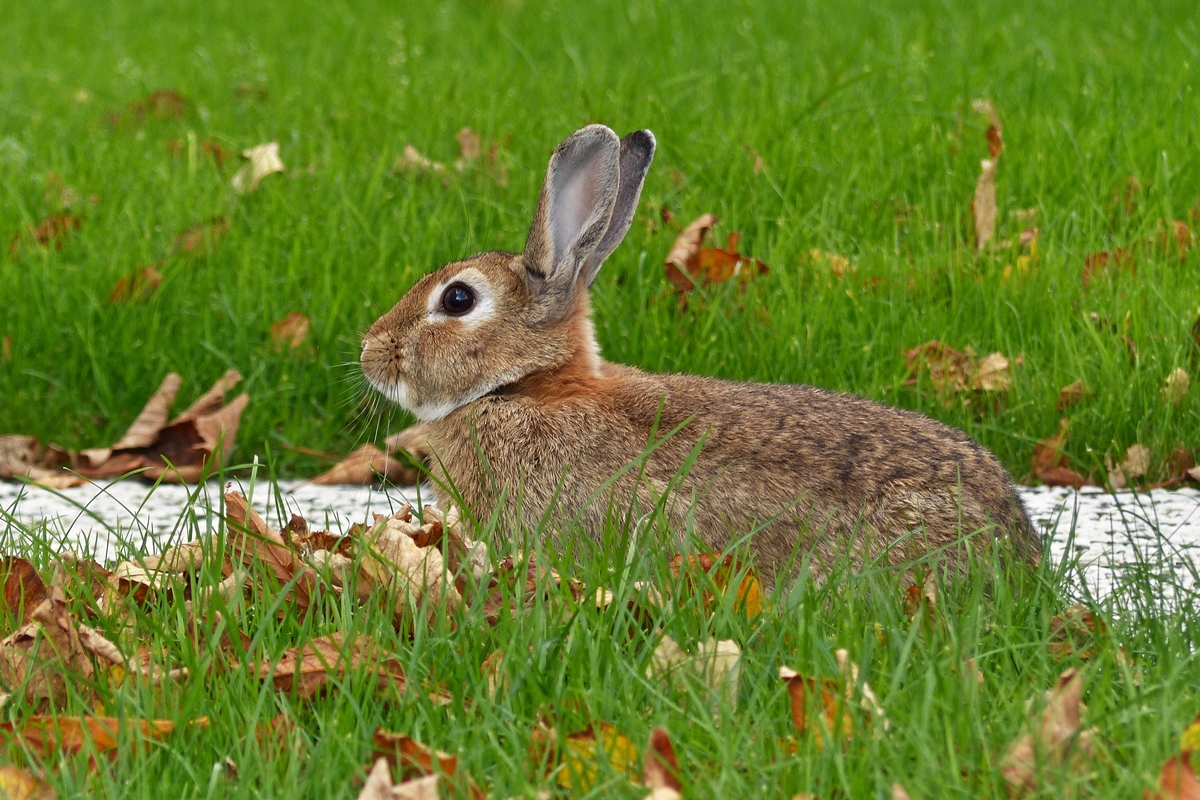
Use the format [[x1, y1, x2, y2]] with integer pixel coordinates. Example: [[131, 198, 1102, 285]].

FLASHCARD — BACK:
[[1, 0, 1199, 797]]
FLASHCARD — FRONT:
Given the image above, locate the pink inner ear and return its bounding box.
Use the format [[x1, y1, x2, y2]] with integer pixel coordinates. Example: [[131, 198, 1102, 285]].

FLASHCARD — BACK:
[[548, 155, 605, 265]]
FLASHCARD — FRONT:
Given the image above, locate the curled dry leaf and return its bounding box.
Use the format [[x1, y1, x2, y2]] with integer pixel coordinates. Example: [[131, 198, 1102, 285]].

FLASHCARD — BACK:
[[0, 435, 82, 489], [1058, 379, 1091, 411], [1031, 419, 1092, 488], [1, 557, 49, 625], [270, 312, 311, 353], [667, 552, 764, 620], [0, 765, 55, 800], [779, 666, 852, 749], [1108, 443, 1152, 490], [835, 648, 890, 732], [972, 159, 998, 251], [107, 264, 164, 303], [1156, 218, 1193, 261], [902, 341, 1012, 400], [173, 216, 230, 255], [642, 727, 682, 794], [231, 141, 285, 193], [357, 759, 440, 800], [1145, 755, 1200, 800], [358, 512, 461, 616], [0, 716, 177, 762], [557, 722, 640, 791], [393, 145, 446, 176], [254, 632, 410, 701], [372, 729, 460, 782], [8, 213, 83, 260], [225, 491, 315, 610], [77, 371, 248, 483], [664, 214, 768, 294], [312, 444, 416, 486], [1082, 247, 1136, 287], [1048, 604, 1107, 661], [1163, 368, 1190, 406], [646, 636, 740, 708], [1000, 668, 1095, 798]]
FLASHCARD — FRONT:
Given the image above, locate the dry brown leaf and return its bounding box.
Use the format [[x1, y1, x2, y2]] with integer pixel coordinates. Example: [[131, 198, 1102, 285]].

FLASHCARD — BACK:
[[902, 341, 1013, 399], [999, 668, 1095, 798], [255, 632, 409, 701], [779, 666, 852, 749], [1169, 448, 1195, 481], [224, 491, 315, 609], [642, 727, 682, 793], [1156, 219, 1193, 261], [1082, 247, 1136, 287], [972, 159, 998, 251], [1, 557, 49, 626], [1163, 368, 1191, 407], [358, 758, 440, 800], [0, 715, 177, 762], [1031, 419, 1092, 488], [1057, 380, 1091, 411], [359, 513, 461, 616], [0, 765, 55, 800], [810, 249, 855, 280], [0, 435, 82, 488], [8, 213, 83, 259], [231, 141, 285, 193], [1145, 755, 1200, 800], [902, 569, 938, 622], [1108, 443, 1152, 489], [107, 264, 164, 303], [173, 216, 230, 254], [393, 145, 446, 176], [455, 127, 481, 161], [270, 312, 311, 353], [666, 553, 764, 620], [372, 729, 460, 782], [1048, 605, 1108, 661], [664, 215, 768, 294], [78, 373, 247, 483], [892, 784, 913, 800], [312, 444, 416, 487]]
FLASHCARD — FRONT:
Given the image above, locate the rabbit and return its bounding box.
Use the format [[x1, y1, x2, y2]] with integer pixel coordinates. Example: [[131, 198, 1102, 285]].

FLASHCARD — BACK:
[[360, 124, 1040, 583]]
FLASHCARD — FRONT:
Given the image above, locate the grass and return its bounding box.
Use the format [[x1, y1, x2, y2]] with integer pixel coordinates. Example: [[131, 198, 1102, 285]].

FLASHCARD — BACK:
[[1, 0, 1199, 481], [2, 1, 1200, 798], [0, 463, 1197, 799]]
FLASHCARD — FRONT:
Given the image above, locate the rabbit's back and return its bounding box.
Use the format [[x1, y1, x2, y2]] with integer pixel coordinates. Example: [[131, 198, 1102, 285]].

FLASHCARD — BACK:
[[428, 365, 1038, 578]]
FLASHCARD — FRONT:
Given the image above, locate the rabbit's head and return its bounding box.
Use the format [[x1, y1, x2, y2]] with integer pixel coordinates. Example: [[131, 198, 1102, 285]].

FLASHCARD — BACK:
[[362, 125, 655, 422]]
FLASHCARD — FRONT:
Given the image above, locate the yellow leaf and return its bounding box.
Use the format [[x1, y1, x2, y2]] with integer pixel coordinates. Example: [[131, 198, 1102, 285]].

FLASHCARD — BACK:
[[557, 723, 639, 790], [0, 765, 55, 800], [1181, 713, 1200, 755]]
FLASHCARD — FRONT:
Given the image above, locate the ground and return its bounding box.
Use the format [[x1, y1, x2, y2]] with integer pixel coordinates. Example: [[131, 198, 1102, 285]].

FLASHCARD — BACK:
[[0, 0, 1198, 798]]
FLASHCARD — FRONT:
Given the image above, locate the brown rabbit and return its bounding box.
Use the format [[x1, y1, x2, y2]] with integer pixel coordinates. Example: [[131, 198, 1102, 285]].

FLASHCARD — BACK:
[[361, 124, 1039, 582]]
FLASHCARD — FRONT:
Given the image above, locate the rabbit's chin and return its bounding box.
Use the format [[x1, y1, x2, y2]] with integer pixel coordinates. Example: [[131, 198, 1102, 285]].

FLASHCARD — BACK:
[[372, 376, 498, 424]]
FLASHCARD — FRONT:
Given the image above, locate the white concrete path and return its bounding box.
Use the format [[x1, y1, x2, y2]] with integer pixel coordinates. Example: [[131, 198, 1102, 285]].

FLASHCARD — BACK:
[[2, 479, 1198, 599]]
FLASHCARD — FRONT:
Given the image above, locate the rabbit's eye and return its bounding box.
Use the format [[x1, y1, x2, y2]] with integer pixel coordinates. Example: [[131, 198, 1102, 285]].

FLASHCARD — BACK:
[[441, 283, 476, 316]]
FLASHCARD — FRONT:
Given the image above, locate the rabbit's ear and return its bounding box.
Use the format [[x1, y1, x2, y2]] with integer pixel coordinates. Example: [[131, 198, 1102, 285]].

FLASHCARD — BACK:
[[580, 130, 655, 287], [523, 125, 621, 322]]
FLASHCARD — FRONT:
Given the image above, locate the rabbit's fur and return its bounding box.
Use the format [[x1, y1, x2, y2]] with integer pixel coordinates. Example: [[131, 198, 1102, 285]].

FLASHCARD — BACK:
[[362, 125, 1039, 581]]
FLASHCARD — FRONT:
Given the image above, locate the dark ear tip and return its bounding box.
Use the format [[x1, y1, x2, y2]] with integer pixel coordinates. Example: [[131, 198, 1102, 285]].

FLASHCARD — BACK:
[[622, 129, 656, 158]]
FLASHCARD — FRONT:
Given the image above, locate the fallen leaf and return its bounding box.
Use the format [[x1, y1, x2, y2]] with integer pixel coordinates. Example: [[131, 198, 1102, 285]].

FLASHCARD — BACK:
[[809, 249, 855, 280], [455, 127, 481, 161], [1057, 380, 1090, 411], [1156, 219, 1193, 261], [664, 214, 768, 294], [667, 553, 764, 620], [357, 759, 440, 800], [75, 372, 247, 482], [835, 648, 890, 733], [0, 716, 176, 762], [107, 264, 164, 303], [312, 444, 417, 487], [971, 99, 1004, 159], [972, 159, 998, 251], [234, 83, 269, 100], [225, 491, 315, 610], [270, 311, 311, 353], [1145, 755, 1200, 800], [779, 666, 852, 748], [0, 435, 82, 488], [1108, 443, 1151, 489], [254, 632, 409, 701], [999, 668, 1094, 798], [9, 213, 82, 259], [372, 729, 459, 780], [1031, 419, 1091, 488], [902, 569, 937, 622], [902, 341, 1013, 399], [481, 649, 506, 698], [358, 512, 461, 617], [1, 557, 50, 626], [1048, 605, 1107, 661], [0, 765, 55, 800], [231, 141, 285, 193], [393, 145, 446, 176], [558, 723, 639, 791], [1163, 368, 1190, 406], [1082, 248, 1136, 287], [892, 784, 913, 800], [642, 727, 682, 794], [1168, 448, 1195, 480], [173, 216, 230, 254]]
